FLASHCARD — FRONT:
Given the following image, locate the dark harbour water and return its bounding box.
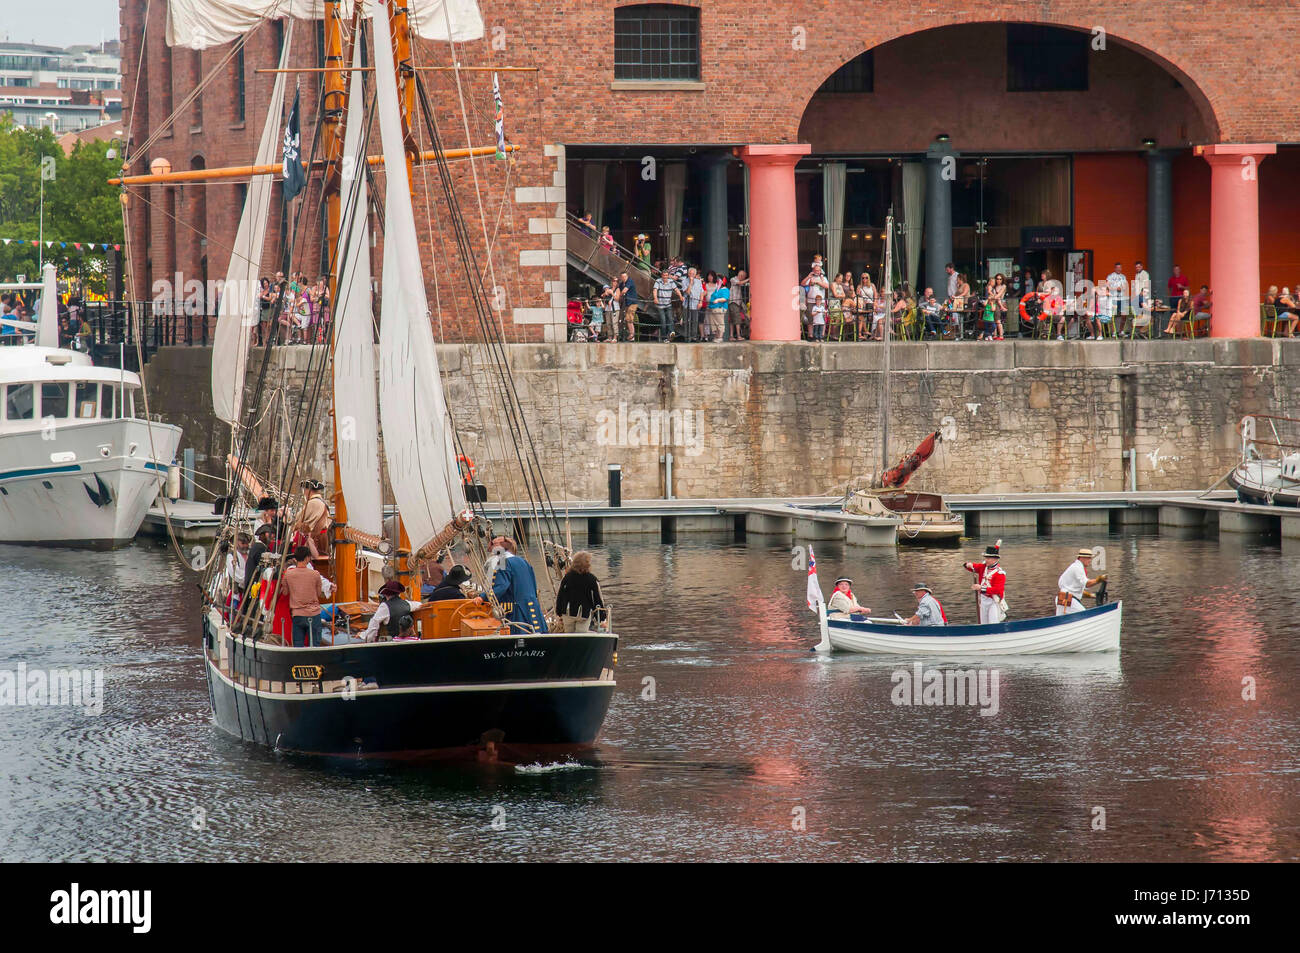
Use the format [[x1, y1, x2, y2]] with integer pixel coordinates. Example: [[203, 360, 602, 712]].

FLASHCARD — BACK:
[[0, 530, 1297, 862]]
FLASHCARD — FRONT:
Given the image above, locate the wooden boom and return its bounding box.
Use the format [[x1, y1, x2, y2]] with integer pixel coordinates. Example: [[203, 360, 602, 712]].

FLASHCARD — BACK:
[[109, 143, 518, 186]]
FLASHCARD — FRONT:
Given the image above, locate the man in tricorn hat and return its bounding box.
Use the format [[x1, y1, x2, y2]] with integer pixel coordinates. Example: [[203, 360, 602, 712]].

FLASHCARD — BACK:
[[964, 540, 1007, 624], [827, 577, 870, 619], [906, 583, 947, 626], [293, 478, 331, 557], [1056, 548, 1102, 616]]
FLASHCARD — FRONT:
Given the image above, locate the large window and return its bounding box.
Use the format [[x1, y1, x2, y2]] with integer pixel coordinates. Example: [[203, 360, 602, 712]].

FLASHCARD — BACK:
[[818, 52, 874, 94], [1006, 25, 1088, 92], [5, 383, 33, 420], [614, 4, 700, 81], [41, 383, 70, 419], [233, 44, 245, 123]]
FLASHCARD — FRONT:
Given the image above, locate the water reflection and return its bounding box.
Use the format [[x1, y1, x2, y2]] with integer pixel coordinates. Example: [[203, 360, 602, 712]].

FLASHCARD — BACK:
[[0, 531, 1296, 861]]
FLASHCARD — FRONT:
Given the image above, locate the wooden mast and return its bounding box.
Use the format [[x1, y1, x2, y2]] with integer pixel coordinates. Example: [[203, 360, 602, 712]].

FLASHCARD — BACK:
[[390, 0, 422, 603], [323, 0, 360, 603]]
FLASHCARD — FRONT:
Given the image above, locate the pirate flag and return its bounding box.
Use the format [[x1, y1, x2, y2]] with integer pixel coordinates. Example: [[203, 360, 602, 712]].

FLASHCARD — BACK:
[[492, 71, 505, 159], [282, 88, 305, 201]]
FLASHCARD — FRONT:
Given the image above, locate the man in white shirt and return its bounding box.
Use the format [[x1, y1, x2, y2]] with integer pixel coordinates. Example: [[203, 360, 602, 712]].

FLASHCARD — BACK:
[[1106, 263, 1128, 319], [1055, 548, 1101, 615], [945, 263, 958, 301], [359, 578, 423, 642], [1132, 260, 1150, 303], [681, 267, 705, 342]]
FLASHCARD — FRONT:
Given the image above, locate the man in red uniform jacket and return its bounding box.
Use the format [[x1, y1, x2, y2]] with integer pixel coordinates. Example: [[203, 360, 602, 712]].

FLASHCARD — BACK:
[[964, 542, 1007, 624]]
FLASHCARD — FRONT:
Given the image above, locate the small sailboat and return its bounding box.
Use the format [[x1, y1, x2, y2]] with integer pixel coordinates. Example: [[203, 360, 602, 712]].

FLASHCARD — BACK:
[[832, 215, 960, 544], [842, 430, 964, 543], [1226, 414, 1300, 506], [130, 1, 616, 759], [0, 265, 181, 547]]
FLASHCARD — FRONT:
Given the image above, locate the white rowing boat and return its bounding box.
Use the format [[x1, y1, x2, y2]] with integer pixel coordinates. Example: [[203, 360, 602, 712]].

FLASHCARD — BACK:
[[814, 600, 1122, 655]]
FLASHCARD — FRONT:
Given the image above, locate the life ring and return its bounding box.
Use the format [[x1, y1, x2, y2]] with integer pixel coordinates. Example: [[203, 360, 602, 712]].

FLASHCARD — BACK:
[[457, 454, 476, 481]]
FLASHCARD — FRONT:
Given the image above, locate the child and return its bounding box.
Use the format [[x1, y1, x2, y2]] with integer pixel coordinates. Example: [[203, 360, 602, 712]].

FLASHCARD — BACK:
[[810, 292, 827, 341], [979, 298, 996, 340], [598, 225, 615, 252]]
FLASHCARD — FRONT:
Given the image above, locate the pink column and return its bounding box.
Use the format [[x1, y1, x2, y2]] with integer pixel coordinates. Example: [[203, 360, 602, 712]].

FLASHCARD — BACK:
[[1197, 143, 1276, 338], [739, 144, 811, 341]]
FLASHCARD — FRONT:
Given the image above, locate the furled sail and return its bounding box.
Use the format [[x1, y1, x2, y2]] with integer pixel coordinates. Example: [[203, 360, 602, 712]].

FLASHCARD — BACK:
[[372, 0, 467, 553], [166, 0, 484, 49], [37, 263, 59, 348], [210, 26, 292, 426], [331, 37, 383, 539]]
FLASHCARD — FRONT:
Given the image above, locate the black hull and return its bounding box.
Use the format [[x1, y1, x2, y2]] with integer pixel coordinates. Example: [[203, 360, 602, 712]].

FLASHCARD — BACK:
[[201, 615, 617, 759]]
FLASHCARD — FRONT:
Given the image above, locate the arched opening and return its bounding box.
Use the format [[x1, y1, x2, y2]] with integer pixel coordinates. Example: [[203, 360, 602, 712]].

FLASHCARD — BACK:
[[792, 22, 1225, 306]]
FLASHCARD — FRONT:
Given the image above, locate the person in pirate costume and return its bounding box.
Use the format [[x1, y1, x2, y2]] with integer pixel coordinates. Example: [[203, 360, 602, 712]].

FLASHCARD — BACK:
[[964, 540, 1007, 624], [826, 577, 870, 619], [292, 478, 331, 557], [489, 536, 549, 634], [358, 568, 422, 642]]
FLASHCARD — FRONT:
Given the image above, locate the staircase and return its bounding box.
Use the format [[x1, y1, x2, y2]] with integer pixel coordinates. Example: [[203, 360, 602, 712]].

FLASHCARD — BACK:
[[565, 216, 656, 301]]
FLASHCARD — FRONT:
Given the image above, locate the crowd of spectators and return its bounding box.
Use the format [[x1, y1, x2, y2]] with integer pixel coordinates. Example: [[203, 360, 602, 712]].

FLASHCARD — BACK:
[[570, 213, 751, 342], [569, 209, 1253, 344], [794, 258, 1223, 342], [255, 271, 330, 346]]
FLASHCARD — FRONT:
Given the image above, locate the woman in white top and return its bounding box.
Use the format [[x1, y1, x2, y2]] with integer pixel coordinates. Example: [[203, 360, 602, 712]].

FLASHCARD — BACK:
[[857, 275, 875, 341]]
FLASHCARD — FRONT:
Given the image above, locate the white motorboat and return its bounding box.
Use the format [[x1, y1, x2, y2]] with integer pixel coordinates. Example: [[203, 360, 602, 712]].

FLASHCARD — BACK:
[[0, 266, 181, 547], [814, 600, 1121, 655]]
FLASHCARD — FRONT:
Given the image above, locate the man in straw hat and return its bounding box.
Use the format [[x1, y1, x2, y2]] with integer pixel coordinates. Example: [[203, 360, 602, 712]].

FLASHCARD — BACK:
[[906, 583, 947, 626], [964, 540, 1007, 624], [1056, 548, 1102, 616], [827, 577, 870, 620]]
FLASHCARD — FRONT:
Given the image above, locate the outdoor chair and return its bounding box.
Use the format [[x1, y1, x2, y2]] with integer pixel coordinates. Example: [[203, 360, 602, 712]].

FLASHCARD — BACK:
[[897, 307, 921, 341], [1185, 314, 1211, 339], [1261, 304, 1294, 338]]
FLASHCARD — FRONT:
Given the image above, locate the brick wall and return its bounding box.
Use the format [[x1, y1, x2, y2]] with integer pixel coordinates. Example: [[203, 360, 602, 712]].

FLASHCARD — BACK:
[[119, 1, 1300, 342]]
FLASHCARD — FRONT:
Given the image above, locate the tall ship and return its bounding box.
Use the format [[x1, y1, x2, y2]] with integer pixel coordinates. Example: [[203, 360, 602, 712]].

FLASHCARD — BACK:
[[0, 266, 181, 547], [121, 0, 616, 759]]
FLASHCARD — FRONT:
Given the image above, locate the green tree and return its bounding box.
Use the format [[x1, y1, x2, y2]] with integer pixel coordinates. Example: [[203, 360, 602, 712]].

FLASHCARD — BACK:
[[0, 115, 124, 292]]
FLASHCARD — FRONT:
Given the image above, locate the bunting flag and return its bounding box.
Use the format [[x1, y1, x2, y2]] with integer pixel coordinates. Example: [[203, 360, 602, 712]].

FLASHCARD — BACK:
[[0, 238, 120, 252], [492, 71, 505, 160], [281, 87, 306, 201]]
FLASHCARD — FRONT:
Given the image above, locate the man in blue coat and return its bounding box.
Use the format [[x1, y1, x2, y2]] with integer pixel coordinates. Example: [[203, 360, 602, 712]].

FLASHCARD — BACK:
[[490, 537, 549, 633]]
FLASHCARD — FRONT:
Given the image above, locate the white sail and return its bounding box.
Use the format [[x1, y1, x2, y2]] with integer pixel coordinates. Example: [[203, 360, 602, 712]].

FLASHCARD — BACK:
[[331, 38, 383, 539], [166, 0, 484, 49], [210, 27, 292, 426], [372, 0, 467, 553]]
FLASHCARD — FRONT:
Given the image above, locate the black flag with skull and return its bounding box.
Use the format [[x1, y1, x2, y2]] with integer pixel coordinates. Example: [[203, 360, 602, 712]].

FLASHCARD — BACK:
[[282, 87, 305, 201]]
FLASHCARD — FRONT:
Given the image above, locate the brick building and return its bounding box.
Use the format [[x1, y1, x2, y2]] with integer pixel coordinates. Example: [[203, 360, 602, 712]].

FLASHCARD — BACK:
[[119, 1, 1300, 341]]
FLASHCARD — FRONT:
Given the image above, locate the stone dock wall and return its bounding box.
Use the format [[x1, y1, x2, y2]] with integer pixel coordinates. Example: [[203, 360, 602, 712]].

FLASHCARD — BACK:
[[143, 340, 1298, 502]]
